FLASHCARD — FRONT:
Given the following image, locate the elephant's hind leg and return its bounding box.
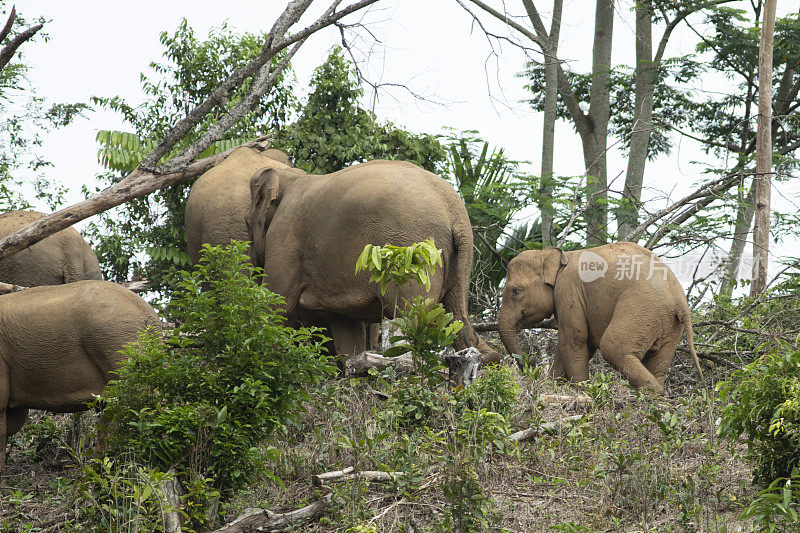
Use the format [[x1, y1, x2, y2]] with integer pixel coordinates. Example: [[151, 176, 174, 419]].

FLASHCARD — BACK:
[[643, 325, 683, 389], [598, 305, 663, 393]]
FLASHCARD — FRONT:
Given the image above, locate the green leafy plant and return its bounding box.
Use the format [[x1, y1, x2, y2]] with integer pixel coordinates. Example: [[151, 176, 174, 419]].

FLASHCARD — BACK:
[[457, 364, 519, 419], [355, 238, 442, 297], [99, 242, 333, 520], [356, 239, 463, 382], [718, 342, 800, 486], [739, 474, 800, 532]]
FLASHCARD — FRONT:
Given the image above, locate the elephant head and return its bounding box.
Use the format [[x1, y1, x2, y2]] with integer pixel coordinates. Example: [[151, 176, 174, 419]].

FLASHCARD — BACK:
[[247, 166, 304, 267], [498, 247, 568, 355]]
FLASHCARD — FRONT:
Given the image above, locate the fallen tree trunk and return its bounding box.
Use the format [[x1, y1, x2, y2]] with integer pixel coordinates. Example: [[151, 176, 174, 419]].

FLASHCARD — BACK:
[[509, 414, 585, 442], [312, 468, 402, 486], [211, 494, 332, 533], [0, 136, 273, 263], [344, 351, 415, 377], [538, 394, 593, 407]]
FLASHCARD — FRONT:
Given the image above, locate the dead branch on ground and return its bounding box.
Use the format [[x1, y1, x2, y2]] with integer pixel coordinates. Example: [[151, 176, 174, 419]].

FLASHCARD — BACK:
[[211, 494, 332, 533]]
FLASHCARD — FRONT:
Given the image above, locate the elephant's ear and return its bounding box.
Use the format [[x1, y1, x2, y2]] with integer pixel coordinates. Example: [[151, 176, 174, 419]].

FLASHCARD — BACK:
[[542, 247, 568, 287], [249, 167, 282, 231]]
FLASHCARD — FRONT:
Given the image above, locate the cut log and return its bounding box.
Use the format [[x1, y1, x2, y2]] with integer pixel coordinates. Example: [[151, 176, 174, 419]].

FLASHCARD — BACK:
[[344, 351, 415, 377], [444, 347, 481, 386], [160, 468, 184, 533], [509, 414, 585, 442], [211, 494, 332, 533], [312, 468, 402, 486], [538, 394, 593, 407]]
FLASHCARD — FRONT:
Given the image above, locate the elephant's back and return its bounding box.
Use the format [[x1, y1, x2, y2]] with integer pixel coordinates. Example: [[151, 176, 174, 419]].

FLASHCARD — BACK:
[[0, 210, 102, 285], [0, 281, 160, 349], [186, 147, 293, 262]]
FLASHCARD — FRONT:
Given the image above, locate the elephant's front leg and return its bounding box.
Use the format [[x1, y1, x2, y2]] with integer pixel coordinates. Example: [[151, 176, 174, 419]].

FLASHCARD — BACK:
[[328, 315, 367, 357], [556, 326, 591, 383]]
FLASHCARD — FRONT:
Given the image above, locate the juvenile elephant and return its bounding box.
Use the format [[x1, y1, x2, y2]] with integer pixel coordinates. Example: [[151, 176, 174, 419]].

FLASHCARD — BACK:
[[0, 210, 103, 286], [0, 280, 161, 470], [247, 159, 499, 362], [498, 242, 703, 393], [185, 147, 294, 265]]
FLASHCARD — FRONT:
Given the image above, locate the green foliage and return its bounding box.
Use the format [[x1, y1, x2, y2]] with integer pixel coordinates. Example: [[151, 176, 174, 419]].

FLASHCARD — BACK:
[[100, 242, 334, 504], [438, 455, 501, 532], [86, 19, 296, 292], [718, 341, 800, 486], [356, 239, 462, 381], [740, 474, 800, 532], [355, 238, 442, 296], [386, 296, 462, 377], [73, 457, 173, 533], [274, 46, 446, 175], [457, 364, 519, 420], [0, 2, 87, 212]]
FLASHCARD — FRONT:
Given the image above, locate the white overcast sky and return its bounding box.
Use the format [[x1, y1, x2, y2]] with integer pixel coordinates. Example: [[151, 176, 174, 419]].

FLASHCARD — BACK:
[[14, 0, 800, 280]]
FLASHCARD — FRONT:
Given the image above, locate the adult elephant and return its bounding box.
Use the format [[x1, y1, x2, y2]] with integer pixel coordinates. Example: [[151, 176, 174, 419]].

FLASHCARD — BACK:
[[247, 159, 499, 362], [0, 280, 161, 471], [0, 210, 103, 286], [185, 147, 294, 264], [498, 242, 703, 394]]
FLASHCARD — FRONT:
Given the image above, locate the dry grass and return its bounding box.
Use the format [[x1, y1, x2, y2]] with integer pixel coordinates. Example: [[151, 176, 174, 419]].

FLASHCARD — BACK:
[[2, 341, 755, 532]]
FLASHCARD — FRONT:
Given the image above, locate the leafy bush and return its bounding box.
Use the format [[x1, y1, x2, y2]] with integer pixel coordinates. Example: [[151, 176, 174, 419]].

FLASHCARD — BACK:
[[100, 242, 334, 500], [457, 364, 519, 419], [387, 296, 463, 380], [718, 341, 800, 486]]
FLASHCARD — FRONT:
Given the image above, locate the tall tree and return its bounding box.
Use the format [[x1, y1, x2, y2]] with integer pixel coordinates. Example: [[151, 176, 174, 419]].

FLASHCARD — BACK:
[[537, 0, 562, 245], [751, 0, 776, 296]]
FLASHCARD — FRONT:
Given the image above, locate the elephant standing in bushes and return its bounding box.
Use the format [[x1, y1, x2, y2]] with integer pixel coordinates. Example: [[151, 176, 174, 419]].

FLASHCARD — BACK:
[[185, 147, 294, 265], [0, 280, 161, 471], [0, 210, 103, 286], [247, 159, 499, 362], [498, 242, 703, 393]]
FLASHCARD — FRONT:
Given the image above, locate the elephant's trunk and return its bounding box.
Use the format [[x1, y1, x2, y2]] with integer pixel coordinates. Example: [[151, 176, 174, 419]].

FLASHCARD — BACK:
[[498, 308, 522, 356]]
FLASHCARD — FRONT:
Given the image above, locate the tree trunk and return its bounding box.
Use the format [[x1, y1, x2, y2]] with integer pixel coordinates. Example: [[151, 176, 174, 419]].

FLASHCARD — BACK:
[[719, 180, 755, 298], [539, 0, 563, 245], [584, 0, 614, 247], [750, 0, 776, 297], [617, 2, 654, 240]]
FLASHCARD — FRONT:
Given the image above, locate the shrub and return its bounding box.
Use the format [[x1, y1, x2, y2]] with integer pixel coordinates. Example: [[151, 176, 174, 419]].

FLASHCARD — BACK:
[[100, 242, 334, 500], [718, 341, 800, 486], [457, 364, 519, 419]]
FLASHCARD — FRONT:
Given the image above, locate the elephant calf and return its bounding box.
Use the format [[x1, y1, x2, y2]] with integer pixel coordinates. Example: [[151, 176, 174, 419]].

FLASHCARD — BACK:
[[499, 242, 703, 394], [0, 280, 161, 471]]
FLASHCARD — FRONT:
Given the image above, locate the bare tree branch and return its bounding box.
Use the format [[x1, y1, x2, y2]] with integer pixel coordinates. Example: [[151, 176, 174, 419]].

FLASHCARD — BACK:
[[0, 11, 42, 73], [0, 6, 16, 45]]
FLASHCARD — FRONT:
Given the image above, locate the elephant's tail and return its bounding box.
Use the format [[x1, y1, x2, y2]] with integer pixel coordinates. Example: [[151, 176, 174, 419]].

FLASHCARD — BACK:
[[678, 303, 705, 386], [444, 219, 500, 363]]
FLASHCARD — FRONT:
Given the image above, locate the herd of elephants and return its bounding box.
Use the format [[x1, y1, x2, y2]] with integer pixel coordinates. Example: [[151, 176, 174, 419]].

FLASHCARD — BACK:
[[0, 147, 703, 471]]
